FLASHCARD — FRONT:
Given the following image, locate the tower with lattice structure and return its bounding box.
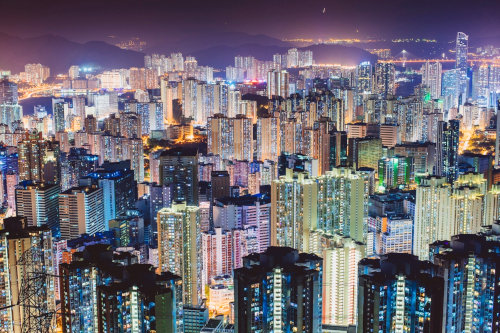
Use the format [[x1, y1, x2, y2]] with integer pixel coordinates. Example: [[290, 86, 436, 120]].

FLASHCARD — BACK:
[[0, 216, 56, 333]]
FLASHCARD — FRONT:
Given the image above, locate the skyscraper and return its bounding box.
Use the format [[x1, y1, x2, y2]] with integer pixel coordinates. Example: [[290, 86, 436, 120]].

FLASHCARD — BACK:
[[435, 120, 459, 183], [157, 202, 202, 306], [271, 169, 317, 252], [316, 168, 367, 243], [430, 233, 500, 333], [456, 32, 469, 101], [267, 70, 289, 98], [18, 130, 61, 184], [234, 247, 323, 332], [159, 147, 199, 205], [357, 253, 444, 333], [309, 232, 364, 327], [58, 185, 105, 240], [375, 62, 396, 97], [421, 61, 443, 99], [15, 181, 60, 237]]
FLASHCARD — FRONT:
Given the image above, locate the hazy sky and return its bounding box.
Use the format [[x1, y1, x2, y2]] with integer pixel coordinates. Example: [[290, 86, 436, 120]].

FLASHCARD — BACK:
[[1, 0, 499, 43]]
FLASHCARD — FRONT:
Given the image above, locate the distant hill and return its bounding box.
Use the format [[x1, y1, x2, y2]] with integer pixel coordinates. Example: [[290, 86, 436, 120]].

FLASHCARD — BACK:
[[144, 31, 293, 55], [0, 33, 144, 74], [0, 31, 377, 74]]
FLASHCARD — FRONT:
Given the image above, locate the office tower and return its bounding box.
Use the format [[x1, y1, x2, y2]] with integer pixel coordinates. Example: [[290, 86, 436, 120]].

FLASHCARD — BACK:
[[157, 202, 202, 306], [349, 137, 383, 172], [0, 217, 56, 333], [159, 147, 199, 205], [15, 181, 60, 237], [413, 176, 452, 260], [267, 70, 289, 98], [375, 62, 395, 97], [18, 130, 61, 184], [430, 233, 500, 333], [316, 168, 367, 242], [53, 98, 66, 133], [234, 247, 323, 333], [456, 32, 469, 100], [271, 170, 317, 252], [83, 161, 137, 227], [0, 79, 23, 131], [421, 61, 443, 99], [435, 120, 460, 183], [357, 253, 444, 333], [309, 232, 364, 327], [256, 115, 280, 162], [202, 228, 234, 290], [59, 185, 105, 240]]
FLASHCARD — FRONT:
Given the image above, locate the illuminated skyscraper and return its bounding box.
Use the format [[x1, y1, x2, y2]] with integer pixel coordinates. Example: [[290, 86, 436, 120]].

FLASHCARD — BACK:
[[157, 202, 202, 306], [456, 32, 469, 101], [421, 61, 443, 99], [15, 181, 60, 237], [309, 232, 364, 327], [0, 79, 22, 131], [430, 233, 500, 333], [316, 168, 367, 243], [234, 247, 323, 332], [202, 227, 233, 290], [58, 185, 105, 240], [159, 147, 199, 205], [266, 70, 289, 98], [18, 130, 61, 184], [375, 62, 395, 97], [271, 169, 317, 252], [356, 61, 373, 105], [256, 115, 280, 163], [435, 119, 459, 183], [357, 253, 444, 333]]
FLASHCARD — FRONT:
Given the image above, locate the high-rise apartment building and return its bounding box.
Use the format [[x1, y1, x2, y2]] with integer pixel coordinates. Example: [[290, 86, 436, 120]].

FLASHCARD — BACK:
[[157, 202, 202, 306], [271, 169, 317, 252], [18, 130, 61, 184], [234, 247, 323, 332], [58, 185, 105, 240], [159, 147, 199, 205], [15, 181, 60, 237], [357, 253, 444, 333]]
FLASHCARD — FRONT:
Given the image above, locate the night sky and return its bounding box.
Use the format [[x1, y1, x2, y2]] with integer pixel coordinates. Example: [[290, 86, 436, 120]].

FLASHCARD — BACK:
[[0, 0, 499, 43]]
